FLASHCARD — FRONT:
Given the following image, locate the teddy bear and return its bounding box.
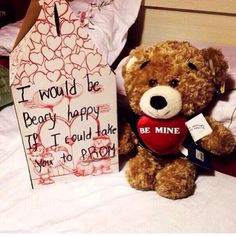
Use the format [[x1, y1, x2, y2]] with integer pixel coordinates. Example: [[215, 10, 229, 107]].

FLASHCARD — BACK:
[[118, 40, 235, 199]]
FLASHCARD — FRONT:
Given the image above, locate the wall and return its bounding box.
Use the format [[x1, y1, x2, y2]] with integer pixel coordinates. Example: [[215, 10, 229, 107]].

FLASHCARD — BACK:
[[139, 0, 236, 46]]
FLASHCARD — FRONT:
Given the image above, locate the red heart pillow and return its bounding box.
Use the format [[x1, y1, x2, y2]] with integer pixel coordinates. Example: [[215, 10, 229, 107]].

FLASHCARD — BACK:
[[137, 115, 188, 155]]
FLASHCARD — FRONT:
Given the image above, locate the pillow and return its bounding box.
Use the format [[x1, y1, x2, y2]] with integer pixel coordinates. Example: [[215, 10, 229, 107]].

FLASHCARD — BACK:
[[0, 0, 142, 65], [0, 20, 22, 57]]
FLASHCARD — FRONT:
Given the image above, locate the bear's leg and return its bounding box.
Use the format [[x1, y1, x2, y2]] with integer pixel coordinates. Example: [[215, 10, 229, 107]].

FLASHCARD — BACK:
[[199, 116, 235, 156], [125, 146, 163, 190], [155, 158, 196, 199]]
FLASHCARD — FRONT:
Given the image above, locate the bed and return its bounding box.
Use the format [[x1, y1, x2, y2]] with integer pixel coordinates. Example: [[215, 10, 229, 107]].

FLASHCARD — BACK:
[[0, 0, 236, 233]]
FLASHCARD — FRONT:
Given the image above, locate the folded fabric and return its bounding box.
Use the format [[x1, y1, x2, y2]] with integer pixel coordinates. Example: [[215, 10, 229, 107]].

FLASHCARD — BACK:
[[0, 20, 22, 57], [0, 0, 142, 65]]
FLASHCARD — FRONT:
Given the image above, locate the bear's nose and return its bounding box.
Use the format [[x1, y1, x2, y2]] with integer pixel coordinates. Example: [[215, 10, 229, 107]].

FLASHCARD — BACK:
[[150, 96, 167, 110]]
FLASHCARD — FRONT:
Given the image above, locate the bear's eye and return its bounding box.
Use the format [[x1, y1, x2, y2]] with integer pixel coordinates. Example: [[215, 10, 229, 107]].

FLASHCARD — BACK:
[[168, 79, 179, 88], [148, 79, 157, 87], [188, 62, 198, 71], [140, 59, 150, 69]]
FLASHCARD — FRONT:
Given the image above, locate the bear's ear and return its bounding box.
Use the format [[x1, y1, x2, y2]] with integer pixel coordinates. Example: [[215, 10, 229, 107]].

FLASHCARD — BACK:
[[201, 47, 229, 87], [122, 46, 149, 79], [122, 56, 138, 75]]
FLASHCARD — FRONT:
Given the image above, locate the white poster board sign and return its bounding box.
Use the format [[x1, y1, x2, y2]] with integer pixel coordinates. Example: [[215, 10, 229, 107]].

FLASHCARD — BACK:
[[10, 0, 118, 188]]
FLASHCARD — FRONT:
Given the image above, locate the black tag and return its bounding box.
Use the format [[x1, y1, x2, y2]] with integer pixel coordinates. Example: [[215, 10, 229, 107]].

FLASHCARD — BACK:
[[181, 135, 212, 170]]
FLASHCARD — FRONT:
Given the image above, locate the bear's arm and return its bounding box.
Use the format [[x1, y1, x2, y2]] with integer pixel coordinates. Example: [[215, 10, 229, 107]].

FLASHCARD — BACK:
[[118, 118, 138, 155], [199, 116, 235, 156]]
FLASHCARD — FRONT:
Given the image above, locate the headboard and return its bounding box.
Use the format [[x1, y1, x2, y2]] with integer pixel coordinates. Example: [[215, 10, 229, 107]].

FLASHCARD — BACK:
[[130, 0, 236, 47], [114, 0, 236, 68]]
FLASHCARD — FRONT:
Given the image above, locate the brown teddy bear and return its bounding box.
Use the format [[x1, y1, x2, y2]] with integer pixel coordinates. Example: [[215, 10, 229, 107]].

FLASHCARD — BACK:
[[118, 40, 235, 199]]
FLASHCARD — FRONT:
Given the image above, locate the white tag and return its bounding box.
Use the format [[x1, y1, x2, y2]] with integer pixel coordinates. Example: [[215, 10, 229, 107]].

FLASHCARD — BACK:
[[179, 145, 188, 156], [185, 113, 213, 142], [195, 149, 205, 162]]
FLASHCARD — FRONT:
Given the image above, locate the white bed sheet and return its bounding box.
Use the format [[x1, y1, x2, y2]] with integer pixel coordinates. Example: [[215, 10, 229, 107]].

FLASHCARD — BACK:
[[0, 105, 236, 233]]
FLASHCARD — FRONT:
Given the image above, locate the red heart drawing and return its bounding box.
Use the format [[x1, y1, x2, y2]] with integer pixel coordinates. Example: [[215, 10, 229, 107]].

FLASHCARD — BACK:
[[37, 21, 50, 35], [83, 39, 95, 51], [64, 34, 77, 50], [86, 52, 102, 71], [25, 63, 38, 76], [42, 46, 54, 60], [70, 52, 85, 66], [29, 52, 44, 65], [47, 70, 61, 82], [61, 21, 75, 35], [31, 31, 42, 44], [137, 115, 188, 155], [46, 35, 62, 51], [77, 27, 88, 39], [72, 68, 87, 80], [32, 71, 47, 84], [45, 58, 64, 72]]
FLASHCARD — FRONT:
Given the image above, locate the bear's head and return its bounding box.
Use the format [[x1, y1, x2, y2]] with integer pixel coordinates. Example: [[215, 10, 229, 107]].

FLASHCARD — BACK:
[[122, 41, 228, 119]]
